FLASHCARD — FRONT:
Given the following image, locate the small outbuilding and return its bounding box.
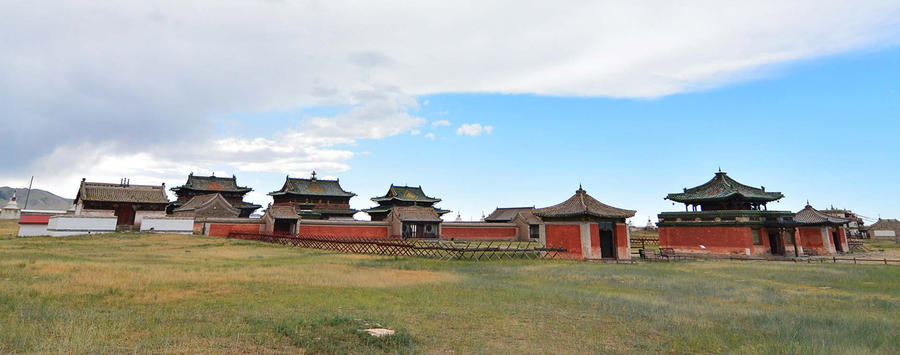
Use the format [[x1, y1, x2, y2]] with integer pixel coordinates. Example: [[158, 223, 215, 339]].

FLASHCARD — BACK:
[[868, 218, 900, 241], [73, 179, 169, 228], [794, 203, 850, 255], [485, 207, 542, 240], [534, 186, 635, 261]]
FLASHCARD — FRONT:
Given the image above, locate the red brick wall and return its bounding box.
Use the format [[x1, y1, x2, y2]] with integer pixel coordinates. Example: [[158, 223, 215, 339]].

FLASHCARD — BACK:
[[208, 223, 262, 237], [546, 224, 582, 258], [442, 226, 518, 240], [297, 225, 389, 239], [659, 225, 758, 255]]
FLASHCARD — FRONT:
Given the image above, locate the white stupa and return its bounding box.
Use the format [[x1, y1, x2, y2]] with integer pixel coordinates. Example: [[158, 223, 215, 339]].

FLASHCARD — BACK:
[[1, 192, 21, 220]]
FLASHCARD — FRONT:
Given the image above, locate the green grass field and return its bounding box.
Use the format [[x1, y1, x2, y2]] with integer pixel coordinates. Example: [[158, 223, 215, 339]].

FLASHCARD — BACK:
[[1, 233, 898, 354]]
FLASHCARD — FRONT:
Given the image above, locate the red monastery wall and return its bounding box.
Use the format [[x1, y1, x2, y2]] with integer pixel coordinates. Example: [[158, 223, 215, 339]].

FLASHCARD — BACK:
[[798, 227, 828, 255], [297, 224, 389, 239], [208, 223, 262, 237], [660, 226, 759, 255], [441, 226, 517, 240], [545, 224, 582, 258]]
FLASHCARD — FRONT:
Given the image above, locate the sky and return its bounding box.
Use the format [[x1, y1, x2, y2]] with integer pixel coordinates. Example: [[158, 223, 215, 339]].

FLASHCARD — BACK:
[[1, 1, 898, 224]]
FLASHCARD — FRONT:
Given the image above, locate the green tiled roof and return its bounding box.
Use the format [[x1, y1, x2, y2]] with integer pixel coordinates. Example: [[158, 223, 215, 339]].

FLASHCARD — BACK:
[[371, 185, 441, 203], [269, 176, 356, 197], [173, 174, 252, 193], [665, 171, 783, 204]]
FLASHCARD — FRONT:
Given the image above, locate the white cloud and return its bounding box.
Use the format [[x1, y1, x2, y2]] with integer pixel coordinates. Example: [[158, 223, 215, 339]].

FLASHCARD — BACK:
[[432, 120, 451, 127], [457, 123, 494, 136], [1, 0, 898, 187], [424, 133, 436, 139]]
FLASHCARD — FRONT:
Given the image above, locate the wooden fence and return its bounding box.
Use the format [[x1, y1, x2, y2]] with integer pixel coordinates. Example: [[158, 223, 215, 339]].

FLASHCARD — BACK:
[[227, 233, 571, 261]]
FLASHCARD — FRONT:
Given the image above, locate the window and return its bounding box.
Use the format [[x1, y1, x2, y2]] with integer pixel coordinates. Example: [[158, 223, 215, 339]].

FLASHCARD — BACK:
[[751, 229, 762, 245], [529, 225, 540, 239]]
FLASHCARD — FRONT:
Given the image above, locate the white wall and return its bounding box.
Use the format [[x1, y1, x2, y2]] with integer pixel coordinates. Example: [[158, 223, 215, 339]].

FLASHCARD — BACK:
[[17, 224, 48, 237], [135, 210, 166, 226], [1, 208, 21, 219], [47, 216, 117, 237], [141, 217, 194, 234]]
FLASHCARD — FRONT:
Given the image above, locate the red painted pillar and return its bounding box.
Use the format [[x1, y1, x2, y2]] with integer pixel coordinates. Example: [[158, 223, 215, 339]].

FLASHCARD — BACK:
[[615, 223, 631, 261]]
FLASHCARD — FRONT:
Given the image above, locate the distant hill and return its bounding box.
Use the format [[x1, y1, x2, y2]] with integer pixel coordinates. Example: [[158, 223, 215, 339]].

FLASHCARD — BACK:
[[0, 186, 73, 211]]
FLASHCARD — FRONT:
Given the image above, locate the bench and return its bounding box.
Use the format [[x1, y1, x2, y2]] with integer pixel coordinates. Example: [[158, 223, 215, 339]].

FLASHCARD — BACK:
[[659, 247, 676, 260]]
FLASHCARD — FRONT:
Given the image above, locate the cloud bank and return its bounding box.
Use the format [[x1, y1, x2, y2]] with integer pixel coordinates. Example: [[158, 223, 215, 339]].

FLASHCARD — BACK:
[[1, 0, 898, 195]]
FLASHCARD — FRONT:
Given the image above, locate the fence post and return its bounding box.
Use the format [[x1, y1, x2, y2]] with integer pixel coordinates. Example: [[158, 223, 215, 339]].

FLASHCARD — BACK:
[[885, 258, 888, 265], [853, 257, 856, 264]]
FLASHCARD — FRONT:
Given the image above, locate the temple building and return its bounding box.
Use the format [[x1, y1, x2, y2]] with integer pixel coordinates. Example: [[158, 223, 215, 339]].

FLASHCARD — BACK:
[[268, 172, 357, 220], [534, 186, 635, 260], [363, 185, 450, 221], [658, 171, 797, 256], [169, 174, 260, 217], [1, 193, 21, 220], [74, 179, 169, 227], [485, 207, 542, 240], [794, 203, 849, 255]]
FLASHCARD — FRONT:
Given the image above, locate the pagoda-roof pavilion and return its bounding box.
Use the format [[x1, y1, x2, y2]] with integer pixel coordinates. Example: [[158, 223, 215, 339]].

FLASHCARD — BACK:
[[268, 173, 356, 198], [795, 203, 850, 226], [171, 173, 252, 194], [534, 186, 635, 220], [371, 185, 441, 204], [665, 170, 783, 211]]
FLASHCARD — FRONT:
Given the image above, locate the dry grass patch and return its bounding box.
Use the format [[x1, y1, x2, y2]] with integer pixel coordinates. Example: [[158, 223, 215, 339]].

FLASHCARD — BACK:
[[1, 233, 898, 354], [0, 219, 17, 237]]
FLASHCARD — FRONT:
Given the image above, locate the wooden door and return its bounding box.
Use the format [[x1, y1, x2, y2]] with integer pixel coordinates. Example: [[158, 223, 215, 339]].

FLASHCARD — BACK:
[[768, 232, 782, 255], [598, 230, 615, 258], [115, 205, 135, 226]]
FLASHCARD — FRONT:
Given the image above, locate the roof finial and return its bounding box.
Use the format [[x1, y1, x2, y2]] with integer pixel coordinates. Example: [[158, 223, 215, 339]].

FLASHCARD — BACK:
[[577, 183, 585, 193], [806, 199, 810, 206], [311, 170, 317, 180], [718, 166, 721, 173]]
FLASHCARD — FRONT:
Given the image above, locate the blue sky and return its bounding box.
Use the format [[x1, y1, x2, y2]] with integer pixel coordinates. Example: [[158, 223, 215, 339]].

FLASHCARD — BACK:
[[1, 1, 898, 225], [208, 47, 899, 223]]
